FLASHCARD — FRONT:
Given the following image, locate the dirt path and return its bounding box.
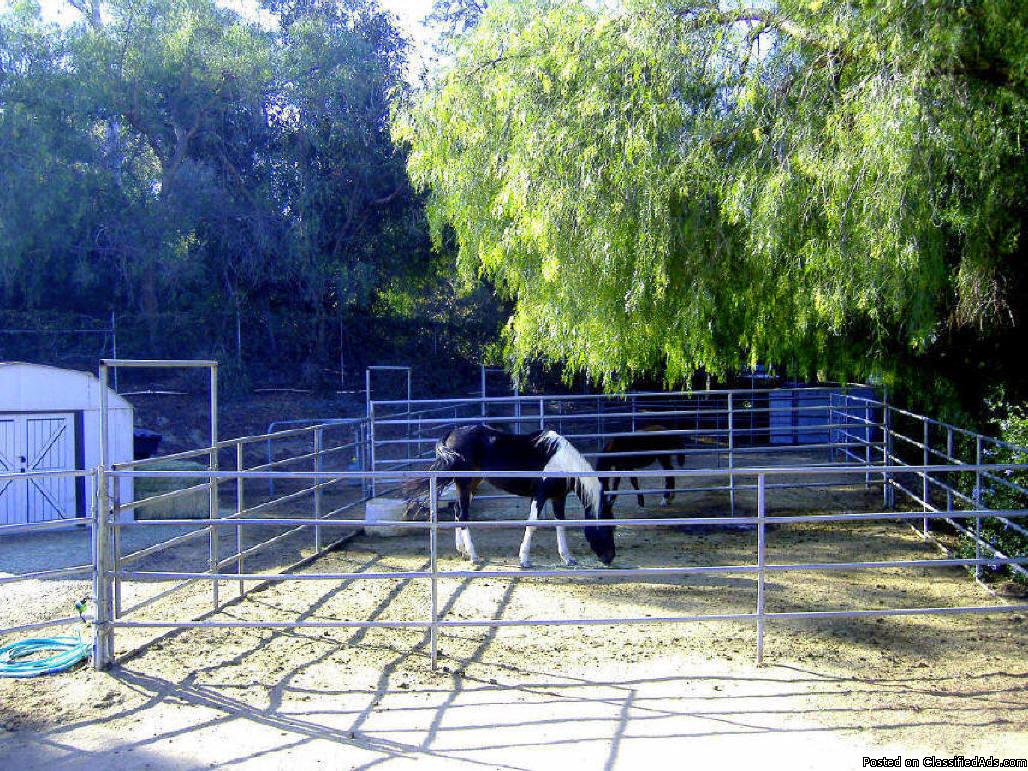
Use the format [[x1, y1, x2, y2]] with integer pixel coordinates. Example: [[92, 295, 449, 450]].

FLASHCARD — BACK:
[[3, 655, 1023, 771], [1, 488, 1026, 770]]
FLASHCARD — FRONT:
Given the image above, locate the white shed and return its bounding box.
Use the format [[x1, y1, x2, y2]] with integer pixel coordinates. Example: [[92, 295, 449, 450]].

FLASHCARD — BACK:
[[0, 362, 133, 525]]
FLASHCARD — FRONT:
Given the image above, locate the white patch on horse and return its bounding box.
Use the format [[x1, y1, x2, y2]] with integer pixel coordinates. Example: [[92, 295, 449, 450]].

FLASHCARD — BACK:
[[436, 444, 461, 464], [519, 499, 539, 568], [556, 526, 576, 566], [539, 431, 602, 514], [462, 526, 479, 563], [455, 488, 480, 563]]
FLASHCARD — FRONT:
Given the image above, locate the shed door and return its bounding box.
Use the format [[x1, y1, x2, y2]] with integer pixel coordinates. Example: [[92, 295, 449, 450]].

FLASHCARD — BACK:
[[0, 413, 77, 525], [0, 418, 17, 524]]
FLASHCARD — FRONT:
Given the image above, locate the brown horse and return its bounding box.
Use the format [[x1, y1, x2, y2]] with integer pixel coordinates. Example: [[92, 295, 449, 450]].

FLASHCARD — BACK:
[[597, 425, 684, 511]]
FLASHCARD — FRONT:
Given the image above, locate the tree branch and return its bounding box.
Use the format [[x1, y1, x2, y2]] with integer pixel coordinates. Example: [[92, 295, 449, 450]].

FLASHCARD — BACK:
[[677, 7, 817, 42], [371, 185, 405, 206]]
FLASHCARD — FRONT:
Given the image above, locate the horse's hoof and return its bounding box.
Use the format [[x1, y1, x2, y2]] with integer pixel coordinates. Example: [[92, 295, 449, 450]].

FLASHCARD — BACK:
[[661, 497, 672, 506], [519, 560, 532, 569], [563, 558, 578, 567]]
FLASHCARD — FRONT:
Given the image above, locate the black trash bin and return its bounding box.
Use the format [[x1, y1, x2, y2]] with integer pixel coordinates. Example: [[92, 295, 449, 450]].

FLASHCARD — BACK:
[[133, 428, 163, 460]]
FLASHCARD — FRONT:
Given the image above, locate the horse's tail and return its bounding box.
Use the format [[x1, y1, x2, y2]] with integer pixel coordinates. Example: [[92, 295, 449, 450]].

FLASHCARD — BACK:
[[402, 442, 460, 520]]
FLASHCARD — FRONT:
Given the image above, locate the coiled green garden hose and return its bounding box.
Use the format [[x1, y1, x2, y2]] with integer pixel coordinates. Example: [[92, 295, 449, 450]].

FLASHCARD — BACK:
[[0, 635, 91, 677], [0, 600, 92, 677]]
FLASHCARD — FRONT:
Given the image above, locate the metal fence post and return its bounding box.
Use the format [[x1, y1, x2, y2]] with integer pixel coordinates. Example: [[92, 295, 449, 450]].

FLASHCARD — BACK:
[[756, 473, 766, 666], [236, 440, 245, 598], [728, 393, 735, 515], [209, 364, 220, 612], [369, 402, 377, 498], [113, 473, 122, 619], [480, 365, 486, 418], [883, 394, 894, 509], [93, 465, 114, 669], [513, 375, 521, 434], [975, 436, 983, 582], [314, 427, 324, 552], [827, 392, 835, 463], [358, 423, 369, 499], [110, 311, 119, 392], [94, 363, 114, 669], [946, 427, 954, 514], [406, 374, 412, 465], [365, 367, 372, 422], [538, 397, 544, 432], [922, 420, 930, 537], [864, 402, 871, 488], [429, 476, 439, 670]]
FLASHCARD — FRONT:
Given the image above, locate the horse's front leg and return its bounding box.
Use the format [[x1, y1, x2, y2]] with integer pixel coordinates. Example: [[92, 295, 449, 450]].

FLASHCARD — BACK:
[[519, 495, 544, 569], [630, 476, 644, 507], [453, 484, 467, 556], [658, 455, 675, 506], [551, 494, 576, 567], [455, 483, 481, 564], [454, 521, 465, 556]]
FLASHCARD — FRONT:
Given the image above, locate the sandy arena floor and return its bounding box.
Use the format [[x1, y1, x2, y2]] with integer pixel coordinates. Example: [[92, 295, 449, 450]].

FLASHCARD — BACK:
[[1, 475, 1026, 769]]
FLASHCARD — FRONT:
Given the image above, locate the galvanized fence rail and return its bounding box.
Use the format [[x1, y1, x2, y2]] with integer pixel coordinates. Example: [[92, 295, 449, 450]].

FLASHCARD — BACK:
[[100, 464, 1028, 671], [2, 366, 1026, 675]]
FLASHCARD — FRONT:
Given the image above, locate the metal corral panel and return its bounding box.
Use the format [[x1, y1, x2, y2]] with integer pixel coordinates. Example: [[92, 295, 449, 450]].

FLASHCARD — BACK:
[[770, 386, 875, 445]]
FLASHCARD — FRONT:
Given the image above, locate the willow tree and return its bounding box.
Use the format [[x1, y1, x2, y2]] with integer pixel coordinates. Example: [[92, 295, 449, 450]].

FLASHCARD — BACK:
[[396, 0, 1027, 391]]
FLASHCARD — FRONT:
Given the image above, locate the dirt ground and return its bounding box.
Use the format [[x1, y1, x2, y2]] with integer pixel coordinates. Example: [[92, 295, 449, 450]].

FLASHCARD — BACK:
[[1, 475, 1026, 770]]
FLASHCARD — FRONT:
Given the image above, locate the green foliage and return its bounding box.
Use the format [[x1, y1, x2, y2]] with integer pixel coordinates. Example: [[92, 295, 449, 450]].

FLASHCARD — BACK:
[[426, 0, 488, 50], [397, 0, 1028, 391], [0, 0, 502, 385], [957, 402, 1028, 584]]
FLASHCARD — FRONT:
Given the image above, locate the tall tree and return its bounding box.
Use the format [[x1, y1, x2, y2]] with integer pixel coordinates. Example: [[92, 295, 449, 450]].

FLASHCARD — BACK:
[[1, 0, 492, 385], [396, 0, 1028, 402], [267, 0, 424, 379]]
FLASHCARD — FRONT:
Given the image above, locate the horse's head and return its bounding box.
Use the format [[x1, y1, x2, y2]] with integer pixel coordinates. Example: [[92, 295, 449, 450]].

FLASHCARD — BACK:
[[581, 482, 615, 565], [584, 522, 615, 565]]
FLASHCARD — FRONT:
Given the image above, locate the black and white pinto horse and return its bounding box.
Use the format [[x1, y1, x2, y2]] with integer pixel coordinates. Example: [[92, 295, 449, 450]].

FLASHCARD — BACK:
[[406, 425, 614, 567]]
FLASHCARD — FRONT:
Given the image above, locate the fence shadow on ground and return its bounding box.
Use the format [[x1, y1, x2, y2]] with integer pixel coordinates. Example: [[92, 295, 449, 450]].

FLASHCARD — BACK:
[[2, 557, 1025, 769]]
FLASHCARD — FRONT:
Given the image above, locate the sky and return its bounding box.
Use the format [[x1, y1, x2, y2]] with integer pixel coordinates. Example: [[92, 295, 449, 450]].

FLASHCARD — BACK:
[[23, 0, 439, 70]]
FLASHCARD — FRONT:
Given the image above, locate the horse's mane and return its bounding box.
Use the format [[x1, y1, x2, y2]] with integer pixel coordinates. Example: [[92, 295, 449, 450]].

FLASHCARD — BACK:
[[535, 430, 602, 514]]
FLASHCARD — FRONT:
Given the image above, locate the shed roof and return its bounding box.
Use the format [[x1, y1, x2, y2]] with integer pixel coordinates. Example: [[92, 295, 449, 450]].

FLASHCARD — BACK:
[[0, 362, 132, 412]]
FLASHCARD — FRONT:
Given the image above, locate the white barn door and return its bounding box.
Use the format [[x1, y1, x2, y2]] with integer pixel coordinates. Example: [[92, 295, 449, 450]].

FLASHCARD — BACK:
[[0, 418, 18, 524], [0, 413, 77, 525]]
